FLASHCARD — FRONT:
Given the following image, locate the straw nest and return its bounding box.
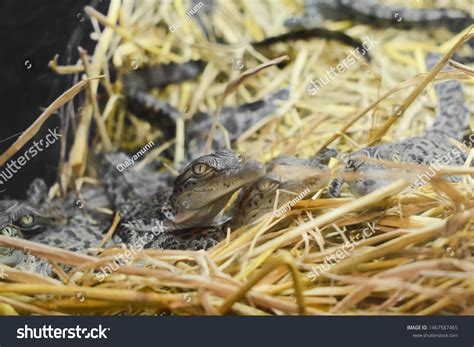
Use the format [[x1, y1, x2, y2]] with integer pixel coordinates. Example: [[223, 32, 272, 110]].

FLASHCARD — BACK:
[[0, 0, 473, 316]]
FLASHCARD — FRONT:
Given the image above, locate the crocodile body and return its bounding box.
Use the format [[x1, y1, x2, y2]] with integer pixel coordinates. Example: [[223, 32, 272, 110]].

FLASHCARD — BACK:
[[124, 63, 289, 163], [299, 0, 472, 31], [295, 0, 473, 61], [185, 89, 289, 159], [329, 53, 471, 197], [0, 149, 265, 275]]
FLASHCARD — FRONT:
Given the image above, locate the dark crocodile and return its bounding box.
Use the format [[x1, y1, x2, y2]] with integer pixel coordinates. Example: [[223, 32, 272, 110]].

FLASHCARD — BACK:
[[185, 89, 289, 160], [295, 0, 473, 61], [100, 149, 265, 250], [0, 179, 113, 275], [236, 149, 336, 226], [123, 62, 290, 164], [122, 60, 206, 146], [297, 0, 472, 31], [127, 88, 290, 162], [187, 0, 370, 57], [253, 28, 370, 60], [0, 148, 265, 276], [329, 53, 471, 197]]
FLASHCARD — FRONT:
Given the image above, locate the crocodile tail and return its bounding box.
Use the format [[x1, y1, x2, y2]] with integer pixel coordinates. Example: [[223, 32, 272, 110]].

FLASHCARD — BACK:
[[425, 53, 470, 141], [335, 0, 472, 31]]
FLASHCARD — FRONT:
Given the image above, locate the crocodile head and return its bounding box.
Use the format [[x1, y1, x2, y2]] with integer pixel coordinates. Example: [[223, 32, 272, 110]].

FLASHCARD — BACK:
[[237, 155, 332, 225], [236, 173, 286, 225], [0, 179, 60, 233], [166, 149, 265, 227], [0, 179, 64, 266], [0, 219, 25, 266]]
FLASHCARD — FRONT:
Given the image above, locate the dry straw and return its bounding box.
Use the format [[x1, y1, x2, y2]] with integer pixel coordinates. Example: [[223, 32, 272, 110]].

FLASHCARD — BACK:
[[0, 0, 473, 316]]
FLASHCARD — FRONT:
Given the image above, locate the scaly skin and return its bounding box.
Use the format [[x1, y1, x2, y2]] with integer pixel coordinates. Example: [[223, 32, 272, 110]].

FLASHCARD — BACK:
[[0, 179, 113, 275], [124, 60, 206, 93], [185, 89, 289, 159], [123, 60, 289, 163], [0, 225, 27, 268], [126, 87, 289, 163], [101, 150, 265, 250], [334, 0, 472, 31], [236, 149, 336, 225], [329, 53, 471, 197], [123, 60, 206, 147], [1, 149, 265, 274], [0, 180, 63, 238], [297, 1, 473, 62], [299, 0, 472, 31]]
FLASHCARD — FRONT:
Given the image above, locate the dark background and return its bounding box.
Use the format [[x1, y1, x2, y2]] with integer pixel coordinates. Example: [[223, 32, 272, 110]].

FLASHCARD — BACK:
[[0, 0, 107, 198]]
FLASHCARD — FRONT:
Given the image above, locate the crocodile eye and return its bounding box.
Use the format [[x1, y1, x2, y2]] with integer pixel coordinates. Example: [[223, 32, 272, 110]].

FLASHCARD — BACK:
[[19, 214, 34, 227], [192, 163, 212, 176], [257, 179, 278, 192]]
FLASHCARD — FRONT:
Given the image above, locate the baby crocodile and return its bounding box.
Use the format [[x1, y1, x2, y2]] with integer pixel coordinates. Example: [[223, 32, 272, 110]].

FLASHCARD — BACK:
[[236, 149, 336, 226], [185, 89, 289, 160], [0, 149, 265, 274], [0, 179, 113, 275], [126, 85, 289, 163], [124, 60, 206, 137], [123, 60, 289, 163], [101, 149, 265, 250], [329, 53, 470, 197]]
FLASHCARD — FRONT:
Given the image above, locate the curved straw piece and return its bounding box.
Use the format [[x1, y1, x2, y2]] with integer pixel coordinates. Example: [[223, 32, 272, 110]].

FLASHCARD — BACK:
[[220, 252, 306, 315]]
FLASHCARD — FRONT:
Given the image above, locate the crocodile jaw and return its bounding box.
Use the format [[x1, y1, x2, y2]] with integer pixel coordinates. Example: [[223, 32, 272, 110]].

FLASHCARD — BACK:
[[171, 159, 265, 226]]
